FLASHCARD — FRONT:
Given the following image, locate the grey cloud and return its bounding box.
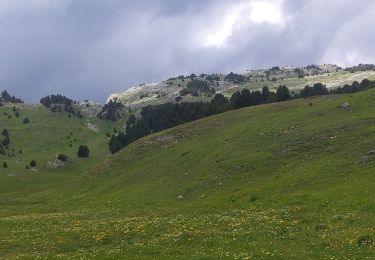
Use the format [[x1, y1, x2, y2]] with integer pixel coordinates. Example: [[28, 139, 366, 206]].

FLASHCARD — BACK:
[[0, 0, 374, 102]]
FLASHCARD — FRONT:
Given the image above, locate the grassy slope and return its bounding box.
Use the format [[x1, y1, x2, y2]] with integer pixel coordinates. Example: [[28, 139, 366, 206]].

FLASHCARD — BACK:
[[0, 104, 115, 211], [1, 90, 375, 258]]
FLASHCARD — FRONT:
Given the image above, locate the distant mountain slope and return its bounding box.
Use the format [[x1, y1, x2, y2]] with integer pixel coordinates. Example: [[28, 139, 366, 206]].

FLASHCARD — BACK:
[[0, 103, 114, 174], [108, 64, 375, 109]]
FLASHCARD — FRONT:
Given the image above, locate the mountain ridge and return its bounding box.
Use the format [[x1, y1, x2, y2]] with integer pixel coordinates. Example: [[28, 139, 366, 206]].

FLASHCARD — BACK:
[[106, 64, 375, 110]]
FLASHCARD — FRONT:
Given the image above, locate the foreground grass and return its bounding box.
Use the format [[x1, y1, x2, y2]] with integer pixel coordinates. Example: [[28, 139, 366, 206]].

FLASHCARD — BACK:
[[1, 206, 373, 259], [1, 90, 375, 258]]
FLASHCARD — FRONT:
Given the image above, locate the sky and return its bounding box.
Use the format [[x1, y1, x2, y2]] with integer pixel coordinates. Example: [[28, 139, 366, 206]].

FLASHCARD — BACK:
[[0, 0, 374, 102]]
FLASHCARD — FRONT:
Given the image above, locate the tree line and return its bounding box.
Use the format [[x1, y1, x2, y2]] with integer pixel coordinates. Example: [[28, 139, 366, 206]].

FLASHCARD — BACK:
[[40, 94, 74, 110], [108, 79, 375, 154], [345, 64, 375, 73], [108, 84, 298, 153], [0, 90, 23, 105], [40, 94, 82, 117], [97, 99, 124, 121], [180, 79, 216, 96]]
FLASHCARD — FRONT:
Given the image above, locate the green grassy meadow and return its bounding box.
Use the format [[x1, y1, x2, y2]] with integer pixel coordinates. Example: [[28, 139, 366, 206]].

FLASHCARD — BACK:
[[1, 89, 375, 258]]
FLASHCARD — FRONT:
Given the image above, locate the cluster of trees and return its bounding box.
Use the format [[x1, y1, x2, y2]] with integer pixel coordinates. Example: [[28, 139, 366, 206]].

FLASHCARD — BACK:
[[230, 85, 292, 109], [40, 94, 74, 108], [180, 79, 215, 96], [169, 71, 260, 87], [345, 64, 375, 73], [205, 74, 221, 83], [305, 65, 322, 70], [40, 94, 81, 117], [40, 94, 83, 118], [298, 79, 373, 98], [23, 160, 36, 170], [225, 72, 247, 83], [0, 90, 23, 104], [170, 74, 196, 81], [97, 99, 124, 121], [294, 68, 305, 78], [230, 87, 268, 109], [300, 79, 373, 98], [0, 129, 10, 155], [300, 83, 328, 97], [109, 101, 214, 153], [332, 79, 372, 94], [170, 73, 221, 84]]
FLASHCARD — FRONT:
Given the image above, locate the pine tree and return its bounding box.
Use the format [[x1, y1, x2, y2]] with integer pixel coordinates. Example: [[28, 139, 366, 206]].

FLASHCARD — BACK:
[[77, 145, 89, 158]]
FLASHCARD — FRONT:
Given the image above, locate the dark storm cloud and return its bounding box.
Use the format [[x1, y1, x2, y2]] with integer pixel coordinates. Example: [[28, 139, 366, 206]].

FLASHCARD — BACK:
[[0, 0, 374, 102]]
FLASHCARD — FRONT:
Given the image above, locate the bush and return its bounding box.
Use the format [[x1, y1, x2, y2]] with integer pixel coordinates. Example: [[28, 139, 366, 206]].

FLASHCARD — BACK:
[[23, 117, 30, 124], [30, 160, 36, 167], [2, 136, 10, 147], [2, 129, 8, 136], [57, 154, 68, 161], [225, 72, 246, 83], [180, 79, 213, 96], [3, 161, 7, 168], [77, 145, 89, 158]]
